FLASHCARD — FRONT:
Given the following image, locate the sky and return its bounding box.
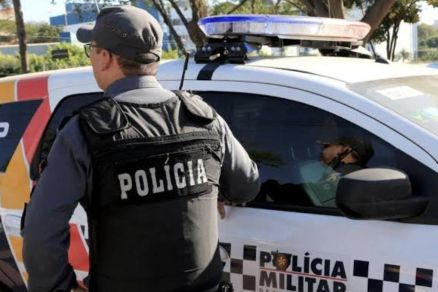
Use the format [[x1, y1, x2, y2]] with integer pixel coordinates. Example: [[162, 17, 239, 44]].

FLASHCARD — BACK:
[[419, 2, 438, 25], [21, 0, 66, 23], [19, 0, 438, 25]]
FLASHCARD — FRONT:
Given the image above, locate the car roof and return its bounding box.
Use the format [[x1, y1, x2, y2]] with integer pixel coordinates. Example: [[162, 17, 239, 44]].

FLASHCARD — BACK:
[[156, 57, 438, 88], [3, 56, 435, 87], [244, 56, 438, 84]]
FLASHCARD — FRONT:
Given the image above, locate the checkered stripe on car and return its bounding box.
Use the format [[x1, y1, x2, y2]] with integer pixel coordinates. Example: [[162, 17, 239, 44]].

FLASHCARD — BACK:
[[353, 260, 434, 292], [219, 242, 258, 291]]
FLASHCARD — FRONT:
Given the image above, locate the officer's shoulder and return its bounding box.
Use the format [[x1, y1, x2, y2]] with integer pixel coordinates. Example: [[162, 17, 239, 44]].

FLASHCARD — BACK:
[[56, 115, 83, 142], [174, 90, 216, 122], [79, 98, 130, 134]]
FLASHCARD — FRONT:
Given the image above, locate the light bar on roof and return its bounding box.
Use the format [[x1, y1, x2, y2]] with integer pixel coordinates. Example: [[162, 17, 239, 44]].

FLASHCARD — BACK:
[[199, 15, 371, 42]]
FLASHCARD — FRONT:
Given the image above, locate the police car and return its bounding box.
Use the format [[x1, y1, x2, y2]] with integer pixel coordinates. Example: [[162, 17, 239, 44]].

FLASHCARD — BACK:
[[1, 15, 438, 291]]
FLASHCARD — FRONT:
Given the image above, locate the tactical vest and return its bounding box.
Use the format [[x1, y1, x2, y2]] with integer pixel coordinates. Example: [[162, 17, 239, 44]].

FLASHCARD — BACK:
[[79, 92, 224, 292]]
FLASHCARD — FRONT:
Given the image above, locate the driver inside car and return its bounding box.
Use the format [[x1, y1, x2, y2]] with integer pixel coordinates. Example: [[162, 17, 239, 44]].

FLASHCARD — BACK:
[[300, 136, 375, 207]]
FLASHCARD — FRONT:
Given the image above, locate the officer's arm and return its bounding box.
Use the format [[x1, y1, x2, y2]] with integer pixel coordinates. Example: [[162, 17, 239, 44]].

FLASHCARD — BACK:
[[22, 117, 90, 292], [218, 116, 260, 203]]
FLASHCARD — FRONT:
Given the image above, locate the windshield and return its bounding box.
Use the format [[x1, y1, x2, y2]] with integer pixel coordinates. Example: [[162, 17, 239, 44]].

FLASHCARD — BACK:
[[349, 75, 438, 137]]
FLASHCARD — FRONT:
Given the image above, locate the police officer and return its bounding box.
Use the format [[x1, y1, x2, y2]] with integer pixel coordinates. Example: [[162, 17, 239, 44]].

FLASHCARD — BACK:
[[22, 5, 260, 292], [303, 136, 374, 206], [318, 136, 374, 174]]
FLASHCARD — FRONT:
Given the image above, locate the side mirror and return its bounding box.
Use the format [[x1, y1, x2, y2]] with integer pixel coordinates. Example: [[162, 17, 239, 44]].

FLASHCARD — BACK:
[[336, 168, 428, 220]]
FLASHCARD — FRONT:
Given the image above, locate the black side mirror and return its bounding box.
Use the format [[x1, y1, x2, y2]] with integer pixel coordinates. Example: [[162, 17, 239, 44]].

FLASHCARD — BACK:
[[336, 168, 428, 220]]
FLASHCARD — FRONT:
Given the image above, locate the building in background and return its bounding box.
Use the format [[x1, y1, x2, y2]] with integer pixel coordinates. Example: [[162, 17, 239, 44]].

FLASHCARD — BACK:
[[50, 1, 172, 50]]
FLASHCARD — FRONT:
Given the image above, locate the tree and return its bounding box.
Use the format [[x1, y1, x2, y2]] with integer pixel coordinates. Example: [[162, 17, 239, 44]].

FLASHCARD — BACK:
[[256, 0, 398, 40], [56, 0, 435, 59], [212, 0, 298, 15], [371, 0, 420, 60], [399, 48, 410, 62], [27, 23, 62, 43], [61, 0, 396, 54], [147, 0, 185, 52], [164, 0, 207, 48], [0, 0, 28, 73], [426, 35, 438, 48], [418, 23, 438, 48], [371, 0, 438, 60]]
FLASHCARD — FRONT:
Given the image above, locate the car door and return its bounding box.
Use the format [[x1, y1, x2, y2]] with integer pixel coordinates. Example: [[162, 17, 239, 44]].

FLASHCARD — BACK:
[[0, 80, 44, 291], [199, 90, 438, 292], [0, 89, 102, 289]]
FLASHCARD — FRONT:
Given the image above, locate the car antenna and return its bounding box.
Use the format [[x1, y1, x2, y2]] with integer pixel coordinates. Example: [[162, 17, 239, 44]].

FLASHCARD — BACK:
[[369, 41, 389, 64], [179, 50, 190, 90]]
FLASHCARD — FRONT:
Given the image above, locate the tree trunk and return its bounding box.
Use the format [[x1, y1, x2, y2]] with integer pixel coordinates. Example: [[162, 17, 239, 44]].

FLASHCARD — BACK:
[[186, 20, 206, 47], [390, 24, 400, 61], [273, 0, 282, 14], [386, 30, 391, 59], [161, 0, 207, 48], [150, 0, 186, 53], [328, 0, 344, 19], [186, 0, 208, 47], [12, 0, 28, 73], [361, 0, 397, 42], [227, 0, 250, 14], [300, 0, 329, 17], [388, 26, 395, 60]]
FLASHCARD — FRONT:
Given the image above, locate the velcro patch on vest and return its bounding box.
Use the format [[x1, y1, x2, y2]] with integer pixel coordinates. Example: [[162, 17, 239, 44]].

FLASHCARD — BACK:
[[115, 153, 212, 204]]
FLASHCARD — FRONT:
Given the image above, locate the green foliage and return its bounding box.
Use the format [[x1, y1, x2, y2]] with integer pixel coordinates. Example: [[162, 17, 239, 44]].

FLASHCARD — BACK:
[[26, 22, 62, 43], [418, 24, 438, 49], [0, 19, 15, 34], [43, 43, 91, 70], [417, 49, 438, 62], [0, 19, 16, 43], [0, 52, 19, 77], [426, 35, 438, 48], [211, 0, 300, 15], [0, 20, 62, 44], [161, 50, 178, 59], [395, 48, 410, 62], [426, 0, 438, 7], [418, 23, 438, 42], [0, 42, 180, 76], [417, 22, 438, 61], [0, 43, 90, 76], [371, 0, 421, 43]]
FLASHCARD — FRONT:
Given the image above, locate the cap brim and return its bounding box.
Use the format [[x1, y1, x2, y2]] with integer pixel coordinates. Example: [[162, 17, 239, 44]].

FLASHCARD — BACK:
[[76, 25, 94, 43], [135, 52, 161, 64]]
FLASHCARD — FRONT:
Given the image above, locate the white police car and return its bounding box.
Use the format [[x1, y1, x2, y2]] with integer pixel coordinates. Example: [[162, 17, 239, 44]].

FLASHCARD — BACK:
[[0, 15, 438, 291]]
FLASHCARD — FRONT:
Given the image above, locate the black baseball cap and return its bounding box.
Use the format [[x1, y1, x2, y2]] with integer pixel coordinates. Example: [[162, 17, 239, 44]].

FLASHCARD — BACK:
[[76, 5, 162, 64]]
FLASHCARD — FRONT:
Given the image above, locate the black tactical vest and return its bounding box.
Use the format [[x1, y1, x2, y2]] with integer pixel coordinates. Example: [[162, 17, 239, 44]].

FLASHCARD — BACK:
[[79, 92, 224, 292]]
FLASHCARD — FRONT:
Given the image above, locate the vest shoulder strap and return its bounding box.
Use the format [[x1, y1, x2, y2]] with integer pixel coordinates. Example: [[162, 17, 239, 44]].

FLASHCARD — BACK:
[[80, 98, 130, 134], [173, 90, 217, 124]]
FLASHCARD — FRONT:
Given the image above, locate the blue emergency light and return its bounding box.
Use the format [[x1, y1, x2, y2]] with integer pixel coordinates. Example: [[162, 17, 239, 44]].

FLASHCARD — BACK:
[[198, 15, 371, 43]]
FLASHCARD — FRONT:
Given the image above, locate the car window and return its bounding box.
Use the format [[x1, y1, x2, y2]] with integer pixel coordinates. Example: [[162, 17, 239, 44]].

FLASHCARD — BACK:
[[349, 75, 438, 137], [30, 93, 103, 180], [200, 91, 438, 223]]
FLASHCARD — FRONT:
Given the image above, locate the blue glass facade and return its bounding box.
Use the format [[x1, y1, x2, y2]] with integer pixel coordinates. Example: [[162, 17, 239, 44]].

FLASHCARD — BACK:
[[50, 1, 172, 50], [50, 1, 162, 27]]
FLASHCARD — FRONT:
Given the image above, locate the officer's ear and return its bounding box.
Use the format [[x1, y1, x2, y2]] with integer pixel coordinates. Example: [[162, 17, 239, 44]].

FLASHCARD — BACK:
[[94, 48, 113, 72]]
